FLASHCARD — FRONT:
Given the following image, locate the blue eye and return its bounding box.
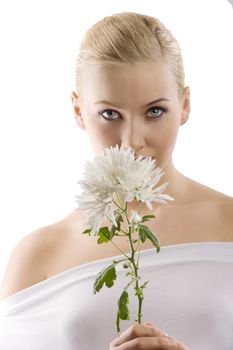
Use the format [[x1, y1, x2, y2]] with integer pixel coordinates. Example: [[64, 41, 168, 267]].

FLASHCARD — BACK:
[[98, 109, 119, 121], [98, 106, 167, 121], [146, 106, 167, 119]]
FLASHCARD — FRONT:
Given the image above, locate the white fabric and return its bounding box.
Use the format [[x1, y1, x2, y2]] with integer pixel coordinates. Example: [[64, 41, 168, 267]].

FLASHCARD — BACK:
[[0, 242, 233, 350]]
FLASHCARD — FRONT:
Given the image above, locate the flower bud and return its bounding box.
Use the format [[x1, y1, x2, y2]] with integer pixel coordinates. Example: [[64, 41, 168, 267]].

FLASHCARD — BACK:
[[129, 210, 142, 224], [123, 263, 130, 269]]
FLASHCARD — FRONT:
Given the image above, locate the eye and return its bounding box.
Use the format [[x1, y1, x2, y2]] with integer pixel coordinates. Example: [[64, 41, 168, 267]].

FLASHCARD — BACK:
[[98, 106, 167, 121], [146, 106, 167, 119], [98, 109, 120, 121]]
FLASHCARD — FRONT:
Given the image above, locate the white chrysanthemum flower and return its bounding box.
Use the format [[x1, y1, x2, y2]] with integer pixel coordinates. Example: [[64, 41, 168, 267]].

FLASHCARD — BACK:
[[75, 145, 174, 235]]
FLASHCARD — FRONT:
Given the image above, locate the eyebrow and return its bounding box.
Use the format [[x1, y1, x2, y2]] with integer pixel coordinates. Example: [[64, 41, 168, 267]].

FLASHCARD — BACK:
[[93, 98, 170, 108]]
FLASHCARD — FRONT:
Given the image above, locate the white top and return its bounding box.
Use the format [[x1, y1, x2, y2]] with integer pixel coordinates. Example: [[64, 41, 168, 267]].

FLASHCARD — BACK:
[[0, 242, 233, 350]]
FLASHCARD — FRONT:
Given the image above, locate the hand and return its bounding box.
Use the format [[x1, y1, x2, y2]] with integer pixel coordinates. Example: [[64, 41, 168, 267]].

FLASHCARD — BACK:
[[110, 323, 190, 350]]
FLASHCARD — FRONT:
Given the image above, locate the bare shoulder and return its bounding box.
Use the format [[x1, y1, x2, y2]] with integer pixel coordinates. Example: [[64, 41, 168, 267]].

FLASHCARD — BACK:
[[0, 211, 79, 301], [188, 178, 233, 235], [211, 193, 233, 241], [216, 194, 233, 229], [184, 176, 232, 203], [213, 191, 233, 232]]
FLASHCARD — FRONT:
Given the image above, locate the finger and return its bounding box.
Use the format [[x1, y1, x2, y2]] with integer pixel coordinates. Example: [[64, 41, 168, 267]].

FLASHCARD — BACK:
[[144, 322, 168, 337], [111, 323, 168, 347], [113, 336, 188, 350]]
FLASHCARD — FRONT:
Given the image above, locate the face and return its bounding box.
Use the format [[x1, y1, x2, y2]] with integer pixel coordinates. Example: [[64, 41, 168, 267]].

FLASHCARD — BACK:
[[71, 60, 190, 170]]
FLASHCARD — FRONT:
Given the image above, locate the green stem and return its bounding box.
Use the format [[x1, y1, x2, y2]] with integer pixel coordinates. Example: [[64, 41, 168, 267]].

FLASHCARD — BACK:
[[107, 200, 144, 325], [110, 239, 131, 260], [113, 258, 129, 265], [112, 198, 122, 210], [102, 229, 131, 261], [128, 225, 143, 324], [135, 265, 143, 324], [135, 235, 141, 268]]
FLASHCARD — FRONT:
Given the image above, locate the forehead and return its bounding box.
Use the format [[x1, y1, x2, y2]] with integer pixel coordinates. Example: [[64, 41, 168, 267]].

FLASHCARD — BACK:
[[81, 60, 178, 105]]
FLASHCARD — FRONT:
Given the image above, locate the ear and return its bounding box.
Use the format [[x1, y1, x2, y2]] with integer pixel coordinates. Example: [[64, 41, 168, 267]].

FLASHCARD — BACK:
[[180, 86, 191, 126], [70, 91, 86, 130]]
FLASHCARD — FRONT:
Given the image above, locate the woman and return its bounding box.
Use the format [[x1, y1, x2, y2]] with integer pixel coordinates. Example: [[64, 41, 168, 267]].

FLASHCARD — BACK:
[[0, 12, 233, 350]]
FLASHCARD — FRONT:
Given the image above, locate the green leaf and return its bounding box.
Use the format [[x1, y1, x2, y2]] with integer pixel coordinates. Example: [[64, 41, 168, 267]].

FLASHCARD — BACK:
[[82, 228, 92, 235], [116, 290, 130, 333], [116, 312, 121, 334], [138, 224, 160, 252], [116, 213, 124, 230], [118, 291, 130, 319], [110, 225, 117, 239], [97, 227, 111, 244], [109, 213, 124, 239], [139, 226, 147, 243], [141, 215, 156, 223], [93, 264, 116, 294]]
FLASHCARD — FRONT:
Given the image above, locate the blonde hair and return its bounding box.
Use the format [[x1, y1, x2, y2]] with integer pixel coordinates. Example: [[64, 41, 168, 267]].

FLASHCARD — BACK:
[[75, 12, 185, 100]]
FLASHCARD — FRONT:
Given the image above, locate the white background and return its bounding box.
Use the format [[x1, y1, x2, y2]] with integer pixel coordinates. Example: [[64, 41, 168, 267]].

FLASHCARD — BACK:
[[0, 0, 232, 282]]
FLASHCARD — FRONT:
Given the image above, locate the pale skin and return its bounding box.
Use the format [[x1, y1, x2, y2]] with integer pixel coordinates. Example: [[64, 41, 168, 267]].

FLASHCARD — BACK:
[[72, 60, 190, 205], [70, 60, 233, 349], [110, 323, 189, 350], [0, 59, 233, 349]]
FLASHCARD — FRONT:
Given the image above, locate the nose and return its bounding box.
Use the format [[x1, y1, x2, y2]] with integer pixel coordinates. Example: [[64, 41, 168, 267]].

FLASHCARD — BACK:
[[120, 118, 146, 153]]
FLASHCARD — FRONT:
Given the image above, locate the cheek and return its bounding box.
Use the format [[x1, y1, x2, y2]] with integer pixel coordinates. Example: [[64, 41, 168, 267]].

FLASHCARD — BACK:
[[150, 120, 180, 162], [92, 123, 118, 142], [83, 117, 119, 151], [165, 123, 179, 149], [152, 119, 179, 147]]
